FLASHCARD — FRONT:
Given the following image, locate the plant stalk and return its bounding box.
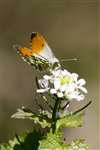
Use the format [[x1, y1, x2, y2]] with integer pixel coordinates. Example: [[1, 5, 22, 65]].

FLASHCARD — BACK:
[[51, 97, 60, 134]]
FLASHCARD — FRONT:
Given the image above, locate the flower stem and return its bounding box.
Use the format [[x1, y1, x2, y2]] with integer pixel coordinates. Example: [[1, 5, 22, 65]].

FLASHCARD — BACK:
[[51, 97, 59, 134]]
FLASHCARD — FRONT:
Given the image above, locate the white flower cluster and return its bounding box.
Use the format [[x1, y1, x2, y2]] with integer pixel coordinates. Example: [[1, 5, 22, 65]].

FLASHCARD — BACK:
[[37, 69, 87, 101]]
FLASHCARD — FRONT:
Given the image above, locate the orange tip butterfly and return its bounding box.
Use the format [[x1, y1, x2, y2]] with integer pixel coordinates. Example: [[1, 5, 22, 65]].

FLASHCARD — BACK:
[[14, 32, 61, 71]]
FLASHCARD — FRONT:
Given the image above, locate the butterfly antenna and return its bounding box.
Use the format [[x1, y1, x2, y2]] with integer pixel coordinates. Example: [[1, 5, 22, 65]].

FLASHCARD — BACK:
[[60, 58, 78, 62]]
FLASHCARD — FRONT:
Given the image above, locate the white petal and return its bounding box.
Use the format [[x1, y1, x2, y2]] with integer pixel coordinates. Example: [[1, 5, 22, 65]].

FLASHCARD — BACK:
[[54, 79, 61, 90], [71, 92, 79, 99], [38, 79, 48, 88], [76, 94, 85, 101], [65, 90, 78, 100], [52, 69, 61, 77], [72, 73, 79, 82], [79, 86, 88, 93], [57, 92, 64, 98], [50, 89, 57, 94], [43, 75, 51, 80], [37, 88, 49, 93], [60, 85, 67, 92], [65, 84, 76, 92], [77, 79, 86, 86], [62, 69, 70, 76]]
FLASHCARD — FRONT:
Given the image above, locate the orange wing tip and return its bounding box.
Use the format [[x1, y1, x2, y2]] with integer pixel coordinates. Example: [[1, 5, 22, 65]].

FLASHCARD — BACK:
[[13, 44, 32, 57], [30, 32, 46, 54], [19, 47, 32, 57]]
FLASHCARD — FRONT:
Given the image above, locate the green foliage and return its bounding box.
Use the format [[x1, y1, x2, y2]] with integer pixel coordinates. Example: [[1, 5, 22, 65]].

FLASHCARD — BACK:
[[11, 108, 51, 128], [9, 99, 90, 150], [0, 126, 88, 150], [56, 112, 84, 132], [0, 130, 44, 150], [38, 131, 88, 150], [38, 131, 67, 150], [66, 139, 88, 150]]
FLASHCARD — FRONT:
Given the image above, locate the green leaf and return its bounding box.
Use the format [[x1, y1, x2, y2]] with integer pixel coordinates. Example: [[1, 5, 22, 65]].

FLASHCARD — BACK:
[[56, 112, 84, 132], [0, 137, 18, 150], [38, 131, 66, 150], [11, 107, 51, 128], [0, 144, 11, 150], [0, 130, 88, 150], [0, 130, 44, 150], [66, 139, 88, 150], [38, 131, 88, 150]]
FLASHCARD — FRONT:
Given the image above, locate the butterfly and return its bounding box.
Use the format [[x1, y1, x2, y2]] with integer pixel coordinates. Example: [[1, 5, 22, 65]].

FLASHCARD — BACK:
[[14, 32, 61, 71]]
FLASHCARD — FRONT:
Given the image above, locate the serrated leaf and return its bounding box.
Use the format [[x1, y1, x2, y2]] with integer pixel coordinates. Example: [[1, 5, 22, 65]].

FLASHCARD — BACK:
[[38, 131, 88, 150], [38, 131, 66, 150], [56, 112, 84, 132], [66, 139, 88, 150], [11, 108, 51, 128], [0, 137, 18, 150]]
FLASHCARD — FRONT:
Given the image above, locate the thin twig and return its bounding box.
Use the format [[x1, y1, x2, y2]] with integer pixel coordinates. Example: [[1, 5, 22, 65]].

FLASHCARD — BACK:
[[61, 101, 70, 110], [73, 101, 92, 115]]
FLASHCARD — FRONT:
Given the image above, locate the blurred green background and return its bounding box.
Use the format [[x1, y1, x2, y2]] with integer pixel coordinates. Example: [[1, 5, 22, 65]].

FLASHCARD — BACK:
[[0, 0, 99, 149]]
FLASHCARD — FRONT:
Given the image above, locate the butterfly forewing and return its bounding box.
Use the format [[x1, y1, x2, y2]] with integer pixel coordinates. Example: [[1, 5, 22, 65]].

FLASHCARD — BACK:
[[14, 32, 60, 71]]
